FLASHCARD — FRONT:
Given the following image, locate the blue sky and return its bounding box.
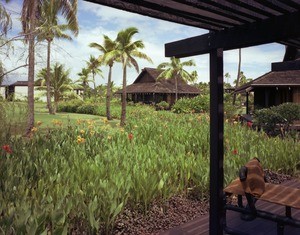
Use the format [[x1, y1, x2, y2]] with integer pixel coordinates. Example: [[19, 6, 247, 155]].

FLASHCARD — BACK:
[[2, 0, 286, 86]]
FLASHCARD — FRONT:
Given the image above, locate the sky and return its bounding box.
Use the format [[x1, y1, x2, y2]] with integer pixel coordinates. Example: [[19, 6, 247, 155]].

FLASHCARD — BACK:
[[2, 0, 286, 87]]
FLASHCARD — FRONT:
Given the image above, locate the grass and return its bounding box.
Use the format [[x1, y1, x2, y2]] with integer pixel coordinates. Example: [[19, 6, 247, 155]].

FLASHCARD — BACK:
[[1, 102, 119, 139], [35, 103, 119, 128]]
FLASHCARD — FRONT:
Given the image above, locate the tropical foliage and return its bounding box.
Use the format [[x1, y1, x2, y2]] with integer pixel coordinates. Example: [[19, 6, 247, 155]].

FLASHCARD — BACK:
[[36, 0, 78, 114], [172, 95, 210, 114], [1, 103, 299, 233], [157, 57, 196, 101], [86, 55, 102, 93], [76, 68, 92, 100], [36, 63, 74, 113], [254, 102, 300, 137], [21, 0, 78, 134], [90, 34, 117, 120], [105, 27, 152, 126]]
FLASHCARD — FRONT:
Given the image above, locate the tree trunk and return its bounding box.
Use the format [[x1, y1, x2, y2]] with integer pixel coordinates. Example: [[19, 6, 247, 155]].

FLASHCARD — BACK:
[[120, 64, 127, 127], [106, 64, 112, 120], [53, 93, 58, 114], [46, 39, 54, 114], [83, 82, 86, 100], [175, 75, 178, 101], [233, 48, 241, 105], [93, 72, 96, 99], [26, 0, 37, 135]]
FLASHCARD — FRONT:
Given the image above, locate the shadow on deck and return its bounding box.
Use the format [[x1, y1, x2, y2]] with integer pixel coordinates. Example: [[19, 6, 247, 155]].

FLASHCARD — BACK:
[[160, 179, 300, 235]]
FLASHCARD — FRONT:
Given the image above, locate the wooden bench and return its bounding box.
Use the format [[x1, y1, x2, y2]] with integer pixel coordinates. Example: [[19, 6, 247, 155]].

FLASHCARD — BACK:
[[223, 158, 300, 235]]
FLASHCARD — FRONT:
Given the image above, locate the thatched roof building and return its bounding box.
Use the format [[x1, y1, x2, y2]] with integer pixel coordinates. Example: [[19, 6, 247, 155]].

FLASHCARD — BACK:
[[116, 67, 200, 105], [235, 59, 300, 113]]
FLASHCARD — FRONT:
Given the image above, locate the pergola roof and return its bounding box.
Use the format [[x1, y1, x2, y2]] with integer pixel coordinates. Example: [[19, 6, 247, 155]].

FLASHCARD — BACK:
[[86, 0, 300, 57]]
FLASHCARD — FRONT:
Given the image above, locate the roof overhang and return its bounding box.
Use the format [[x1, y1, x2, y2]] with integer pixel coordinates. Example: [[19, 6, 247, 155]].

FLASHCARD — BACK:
[[166, 10, 300, 57], [86, 0, 300, 58]]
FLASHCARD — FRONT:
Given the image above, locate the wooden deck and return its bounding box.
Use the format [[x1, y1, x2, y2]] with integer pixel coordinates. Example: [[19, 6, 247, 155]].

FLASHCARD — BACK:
[[160, 179, 300, 235]]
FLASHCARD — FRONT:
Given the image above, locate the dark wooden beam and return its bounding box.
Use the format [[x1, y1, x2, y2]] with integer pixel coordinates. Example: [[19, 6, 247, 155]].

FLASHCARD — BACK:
[[165, 11, 300, 57], [85, 0, 221, 30], [209, 48, 224, 235]]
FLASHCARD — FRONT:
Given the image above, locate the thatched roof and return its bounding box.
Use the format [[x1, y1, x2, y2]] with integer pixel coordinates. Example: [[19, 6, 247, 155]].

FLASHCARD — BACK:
[[235, 60, 300, 94], [116, 67, 200, 94]]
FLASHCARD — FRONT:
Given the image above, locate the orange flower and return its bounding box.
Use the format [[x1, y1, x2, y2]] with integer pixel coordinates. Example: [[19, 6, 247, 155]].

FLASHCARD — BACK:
[[128, 133, 133, 141]]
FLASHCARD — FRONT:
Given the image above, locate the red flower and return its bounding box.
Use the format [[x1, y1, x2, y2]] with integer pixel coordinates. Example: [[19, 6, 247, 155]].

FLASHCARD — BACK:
[[232, 149, 238, 155], [128, 133, 133, 141], [2, 145, 13, 154], [247, 121, 253, 128]]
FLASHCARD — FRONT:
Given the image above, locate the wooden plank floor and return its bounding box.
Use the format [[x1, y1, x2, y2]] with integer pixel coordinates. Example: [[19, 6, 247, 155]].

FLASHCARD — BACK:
[[160, 179, 300, 235]]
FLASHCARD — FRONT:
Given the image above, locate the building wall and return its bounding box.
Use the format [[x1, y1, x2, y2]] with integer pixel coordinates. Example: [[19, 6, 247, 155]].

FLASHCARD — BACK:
[[1, 86, 46, 102], [293, 87, 300, 103], [0, 87, 5, 98], [254, 87, 296, 109], [14, 86, 28, 100]]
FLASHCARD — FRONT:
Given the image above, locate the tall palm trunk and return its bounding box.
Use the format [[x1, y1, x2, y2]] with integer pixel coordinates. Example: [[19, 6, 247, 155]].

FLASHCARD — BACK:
[[26, 0, 37, 135], [120, 63, 127, 127], [83, 82, 86, 100], [106, 64, 113, 120], [92, 72, 96, 98], [233, 48, 241, 105], [53, 95, 58, 114], [175, 75, 178, 101], [46, 39, 54, 114]]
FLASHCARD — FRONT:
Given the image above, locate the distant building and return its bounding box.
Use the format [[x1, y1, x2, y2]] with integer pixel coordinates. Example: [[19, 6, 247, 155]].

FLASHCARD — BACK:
[[235, 59, 300, 114], [0, 74, 43, 101], [116, 67, 200, 105], [1, 73, 83, 101]]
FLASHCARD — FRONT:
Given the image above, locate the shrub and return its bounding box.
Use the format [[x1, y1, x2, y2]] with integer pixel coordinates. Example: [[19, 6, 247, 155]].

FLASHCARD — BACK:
[[275, 102, 300, 125], [253, 102, 300, 136], [156, 101, 169, 110], [76, 103, 98, 115], [58, 99, 84, 113], [172, 95, 209, 114]]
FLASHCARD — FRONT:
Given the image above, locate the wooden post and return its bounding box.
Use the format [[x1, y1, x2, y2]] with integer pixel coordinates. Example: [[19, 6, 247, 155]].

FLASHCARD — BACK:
[[246, 92, 249, 114], [209, 48, 224, 235]]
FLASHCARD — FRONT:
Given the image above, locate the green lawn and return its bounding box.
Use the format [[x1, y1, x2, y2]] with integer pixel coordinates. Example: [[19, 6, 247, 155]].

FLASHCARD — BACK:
[[35, 102, 119, 128], [1, 102, 119, 136]]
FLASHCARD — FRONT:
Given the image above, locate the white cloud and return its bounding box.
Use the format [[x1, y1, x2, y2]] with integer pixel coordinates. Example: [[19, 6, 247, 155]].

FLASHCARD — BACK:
[[1, 0, 287, 88]]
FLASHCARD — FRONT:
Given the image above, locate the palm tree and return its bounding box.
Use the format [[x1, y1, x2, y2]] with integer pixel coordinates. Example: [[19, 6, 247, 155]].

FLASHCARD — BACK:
[[89, 35, 117, 120], [37, 63, 73, 113], [0, 0, 12, 36], [36, 0, 78, 114], [21, 0, 78, 134], [77, 68, 92, 100], [157, 57, 196, 101], [106, 27, 152, 126], [233, 48, 241, 105], [86, 55, 103, 95], [21, 0, 38, 135]]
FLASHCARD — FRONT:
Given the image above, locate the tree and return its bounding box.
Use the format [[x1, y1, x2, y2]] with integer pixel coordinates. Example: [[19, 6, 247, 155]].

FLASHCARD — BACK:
[[0, 0, 12, 37], [36, 0, 78, 114], [233, 71, 252, 86], [21, 0, 38, 135], [77, 68, 92, 100], [86, 55, 102, 95], [232, 48, 241, 105], [89, 35, 117, 120], [157, 57, 196, 101], [21, 0, 78, 135], [36, 63, 73, 113], [106, 27, 152, 126]]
